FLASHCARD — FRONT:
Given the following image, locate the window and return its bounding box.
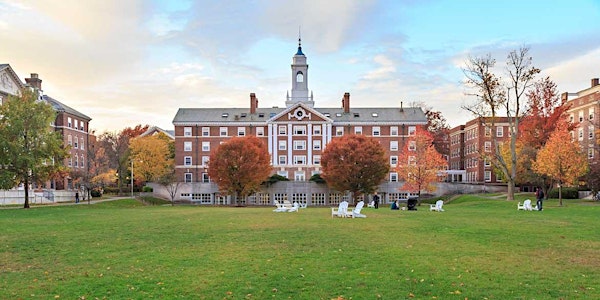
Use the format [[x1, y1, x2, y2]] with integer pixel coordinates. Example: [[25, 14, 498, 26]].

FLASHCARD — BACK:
[[278, 126, 287, 135], [74, 155, 78, 167], [202, 141, 210, 151], [278, 155, 286, 165], [220, 127, 228, 136], [296, 72, 304, 82], [80, 140, 84, 150], [589, 148, 594, 159], [484, 171, 492, 182], [293, 140, 306, 150], [67, 135, 72, 146], [313, 125, 321, 135], [408, 141, 416, 151], [279, 141, 286, 150], [578, 128, 584, 141], [313, 155, 321, 165], [184, 141, 192, 151], [237, 127, 245, 136], [484, 158, 491, 167], [590, 108, 595, 120], [293, 155, 306, 165], [408, 156, 416, 165], [293, 126, 306, 135], [390, 141, 398, 151], [390, 156, 398, 166], [201, 127, 209, 136], [294, 171, 306, 181], [336, 126, 344, 136], [391, 126, 398, 136], [202, 156, 210, 166], [68, 117, 72, 128], [276, 171, 288, 178], [372, 127, 380, 136], [408, 126, 416, 136], [579, 111, 584, 122], [202, 173, 210, 183], [74, 120, 78, 130], [496, 126, 503, 137], [80, 122, 85, 131], [80, 155, 85, 168], [74, 137, 78, 149], [589, 126, 595, 139], [390, 172, 398, 182], [313, 140, 321, 150], [68, 157, 72, 167], [371, 112, 378, 117], [256, 127, 264, 136], [354, 126, 363, 134], [484, 141, 491, 152], [185, 127, 193, 136], [184, 173, 192, 183], [485, 127, 491, 137], [569, 114, 574, 123]]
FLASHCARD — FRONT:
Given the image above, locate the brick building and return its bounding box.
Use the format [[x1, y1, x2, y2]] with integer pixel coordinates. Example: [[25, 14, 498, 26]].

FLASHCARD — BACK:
[[1, 64, 92, 191], [448, 117, 510, 183], [564, 78, 600, 164], [171, 40, 428, 204]]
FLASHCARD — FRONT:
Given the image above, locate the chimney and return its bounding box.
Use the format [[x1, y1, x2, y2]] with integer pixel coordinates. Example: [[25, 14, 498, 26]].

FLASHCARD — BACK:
[[342, 92, 350, 113], [592, 78, 599, 88], [25, 73, 42, 90], [250, 93, 258, 114], [561, 92, 569, 102], [400, 101, 404, 112]]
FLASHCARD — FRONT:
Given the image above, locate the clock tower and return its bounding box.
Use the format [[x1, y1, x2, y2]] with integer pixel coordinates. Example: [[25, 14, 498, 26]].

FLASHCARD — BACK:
[[286, 36, 314, 107]]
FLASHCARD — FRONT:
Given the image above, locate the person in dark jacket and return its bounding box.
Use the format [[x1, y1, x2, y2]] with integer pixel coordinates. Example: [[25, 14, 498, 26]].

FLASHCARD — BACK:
[[535, 187, 544, 211]]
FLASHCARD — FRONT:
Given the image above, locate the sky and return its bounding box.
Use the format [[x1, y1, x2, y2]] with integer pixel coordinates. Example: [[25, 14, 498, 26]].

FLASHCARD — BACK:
[[1, 0, 600, 133]]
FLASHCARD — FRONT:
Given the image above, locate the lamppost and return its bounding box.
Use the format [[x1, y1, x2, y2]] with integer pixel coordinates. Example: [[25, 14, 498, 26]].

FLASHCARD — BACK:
[[131, 159, 134, 199]]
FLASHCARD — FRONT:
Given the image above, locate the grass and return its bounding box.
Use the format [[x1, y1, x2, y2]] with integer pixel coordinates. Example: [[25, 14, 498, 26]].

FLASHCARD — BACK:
[[1, 195, 599, 299]]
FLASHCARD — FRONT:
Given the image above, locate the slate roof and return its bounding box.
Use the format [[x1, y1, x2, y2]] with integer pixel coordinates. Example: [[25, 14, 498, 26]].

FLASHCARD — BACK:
[[42, 95, 92, 121], [173, 105, 427, 125]]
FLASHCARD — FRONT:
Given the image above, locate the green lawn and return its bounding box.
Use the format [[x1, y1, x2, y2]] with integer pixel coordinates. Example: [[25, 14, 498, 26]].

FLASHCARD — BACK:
[[1, 196, 599, 299]]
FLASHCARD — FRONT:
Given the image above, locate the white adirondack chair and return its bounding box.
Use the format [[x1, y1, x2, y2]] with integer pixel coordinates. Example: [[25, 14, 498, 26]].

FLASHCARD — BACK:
[[430, 200, 444, 212], [352, 201, 366, 218]]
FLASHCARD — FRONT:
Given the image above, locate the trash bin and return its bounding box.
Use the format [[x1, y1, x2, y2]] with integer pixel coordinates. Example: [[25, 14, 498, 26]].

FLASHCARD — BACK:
[[407, 197, 418, 211]]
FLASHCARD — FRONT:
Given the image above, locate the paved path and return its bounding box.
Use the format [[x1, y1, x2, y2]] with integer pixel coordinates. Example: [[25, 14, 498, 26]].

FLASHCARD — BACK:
[[0, 196, 131, 209]]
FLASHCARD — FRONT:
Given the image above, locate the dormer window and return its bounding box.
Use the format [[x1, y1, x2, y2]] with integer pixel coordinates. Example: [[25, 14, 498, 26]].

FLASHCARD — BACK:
[[354, 113, 360, 117], [324, 113, 330, 117], [336, 113, 342, 117], [222, 113, 229, 118], [258, 113, 265, 118], [372, 112, 378, 117], [240, 113, 247, 118]]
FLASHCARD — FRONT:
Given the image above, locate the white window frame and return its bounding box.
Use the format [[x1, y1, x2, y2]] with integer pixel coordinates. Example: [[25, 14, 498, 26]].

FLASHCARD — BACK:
[[589, 126, 594, 139], [184, 156, 192, 166], [496, 126, 503, 137], [588, 148, 594, 159], [293, 140, 306, 150], [390, 156, 398, 166], [390, 141, 398, 151], [372, 127, 380, 136], [294, 171, 306, 181], [202, 127, 210, 136], [256, 127, 264, 136], [202, 173, 210, 183], [68, 117, 72, 128], [484, 171, 492, 182], [185, 127, 193, 136], [73, 137, 78, 149], [408, 141, 416, 151], [293, 125, 306, 135], [68, 135, 72, 146], [313, 125, 321, 135], [237, 127, 245, 136], [220, 127, 228, 137], [313, 140, 321, 150], [391, 126, 398, 136], [184, 173, 192, 183], [279, 140, 286, 150], [313, 155, 321, 165], [279, 126, 286, 135], [278, 155, 286, 165], [202, 141, 210, 151], [354, 126, 363, 135], [484, 141, 491, 152], [202, 156, 210, 166], [390, 172, 398, 182], [293, 155, 306, 165], [408, 126, 416, 136], [336, 126, 344, 136], [184, 141, 192, 152]]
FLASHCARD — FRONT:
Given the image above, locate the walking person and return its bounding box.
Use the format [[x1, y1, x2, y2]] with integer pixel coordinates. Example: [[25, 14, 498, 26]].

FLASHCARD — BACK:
[[535, 187, 544, 211], [373, 192, 380, 209], [75, 191, 80, 204]]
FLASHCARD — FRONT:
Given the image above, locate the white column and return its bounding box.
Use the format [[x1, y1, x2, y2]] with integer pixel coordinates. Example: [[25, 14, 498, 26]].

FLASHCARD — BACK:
[[307, 124, 312, 165], [287, 123, 293, 165]]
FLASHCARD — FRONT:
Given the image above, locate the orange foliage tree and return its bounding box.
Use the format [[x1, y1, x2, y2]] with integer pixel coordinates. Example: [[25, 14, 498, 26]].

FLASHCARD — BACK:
[[208, 136, 272, 205], [532, 121, 588, 206], [397, 128, 447, 197], [129, 133, 174, 183], [321, 134, 389, 201]]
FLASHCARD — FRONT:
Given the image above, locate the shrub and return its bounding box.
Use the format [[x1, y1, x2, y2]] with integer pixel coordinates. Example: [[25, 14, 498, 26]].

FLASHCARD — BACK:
[[263, 174, 290, 186], [90, 189, 102, 198], [309, 173, 326, 184], [548, 187, 579, 199], [142, 186, 153, 192]]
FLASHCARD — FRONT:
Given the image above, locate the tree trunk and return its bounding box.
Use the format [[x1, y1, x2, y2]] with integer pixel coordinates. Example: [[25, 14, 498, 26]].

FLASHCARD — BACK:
[[559, 185, 563, 206], [506, 180, 515, 201], [23, 177, 30, 209]]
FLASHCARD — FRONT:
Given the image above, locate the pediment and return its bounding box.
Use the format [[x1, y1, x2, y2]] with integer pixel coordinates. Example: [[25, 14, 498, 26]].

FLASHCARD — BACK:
[[0, 65, 25, 96], [268, 103, 331, 123]]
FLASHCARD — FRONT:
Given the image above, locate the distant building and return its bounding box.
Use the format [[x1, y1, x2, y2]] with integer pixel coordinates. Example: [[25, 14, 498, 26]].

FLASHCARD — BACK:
[[564, 78, 600, 165], [140, 126, 175, 140], [0, 64, 92, 191], [448, 117, 510, 184], [171, 39, 428, 204]]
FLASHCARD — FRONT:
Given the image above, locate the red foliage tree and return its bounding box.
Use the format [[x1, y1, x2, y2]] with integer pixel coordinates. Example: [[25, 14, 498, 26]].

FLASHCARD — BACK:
[[397, 128, 447, 197], [208, 136, 272, 205], [320, 134, 389, 200]]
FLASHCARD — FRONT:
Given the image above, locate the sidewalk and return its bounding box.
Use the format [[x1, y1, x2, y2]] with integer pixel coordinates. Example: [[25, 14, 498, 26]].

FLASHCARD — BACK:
[[0, 196, 131, 209]]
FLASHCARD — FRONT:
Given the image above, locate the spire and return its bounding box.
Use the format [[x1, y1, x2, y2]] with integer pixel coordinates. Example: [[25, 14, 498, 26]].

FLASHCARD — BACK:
[[296, 26, 304, 56]]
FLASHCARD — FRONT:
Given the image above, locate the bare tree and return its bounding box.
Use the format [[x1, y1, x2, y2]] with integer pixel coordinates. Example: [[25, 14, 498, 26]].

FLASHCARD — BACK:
[[462, 47, 540, 200]]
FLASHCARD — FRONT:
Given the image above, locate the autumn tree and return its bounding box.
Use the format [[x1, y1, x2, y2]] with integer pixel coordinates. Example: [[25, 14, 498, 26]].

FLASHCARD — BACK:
[[409, 101, 451, 159], [0, 89, 69, 208], [129, 132, 174, 183], [321, 134, 389, 200], [208, 136, 272, 205], [397, 128, 447, 197], [96, 124, 148, 194], [463, 47, 540, 200], [532, 120, 588, 206]]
